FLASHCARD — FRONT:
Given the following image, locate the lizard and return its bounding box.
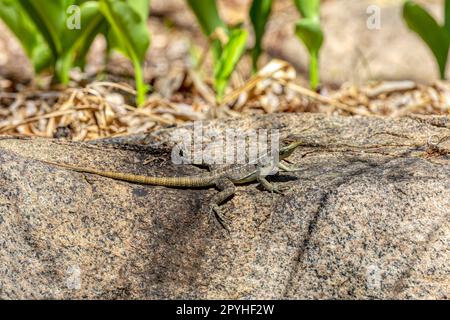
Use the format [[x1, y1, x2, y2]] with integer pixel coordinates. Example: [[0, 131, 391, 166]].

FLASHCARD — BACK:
[[41, 137, 304, 229]]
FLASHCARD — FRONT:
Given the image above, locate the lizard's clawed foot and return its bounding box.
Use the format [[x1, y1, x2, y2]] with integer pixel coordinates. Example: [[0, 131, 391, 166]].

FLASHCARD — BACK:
[[257, 176, 290, 196], [259, 181, 290, 195], [278, 162, 302, 172], [272, 185, 290, 195], [213, 206, 231, 232], [205, 204, 231, 232]]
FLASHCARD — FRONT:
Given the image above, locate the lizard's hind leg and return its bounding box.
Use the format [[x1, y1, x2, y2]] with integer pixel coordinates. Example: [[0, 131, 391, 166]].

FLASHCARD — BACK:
[[209, 178, 236, 230]]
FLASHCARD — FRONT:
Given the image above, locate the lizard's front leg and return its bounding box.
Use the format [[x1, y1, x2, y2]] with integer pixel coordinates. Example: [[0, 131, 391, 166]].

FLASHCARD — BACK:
[[257, 176, 285, 194], [278, 161, 302, 172], [256, 167, 289, 194], [209, 178, 236, 230]]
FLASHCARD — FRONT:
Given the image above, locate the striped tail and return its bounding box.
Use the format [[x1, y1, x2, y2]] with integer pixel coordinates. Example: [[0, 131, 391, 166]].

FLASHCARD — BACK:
[[45, 161, 215, 188]]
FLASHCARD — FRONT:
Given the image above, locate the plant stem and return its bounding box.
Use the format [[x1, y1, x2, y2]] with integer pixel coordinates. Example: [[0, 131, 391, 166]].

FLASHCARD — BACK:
[[133, 60, 147, 107], [252, 48, 260, 74], [309, 52, 319, 90]]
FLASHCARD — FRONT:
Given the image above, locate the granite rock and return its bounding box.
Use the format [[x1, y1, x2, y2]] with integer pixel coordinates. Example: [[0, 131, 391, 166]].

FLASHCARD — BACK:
[[0, 114, 448, 299]]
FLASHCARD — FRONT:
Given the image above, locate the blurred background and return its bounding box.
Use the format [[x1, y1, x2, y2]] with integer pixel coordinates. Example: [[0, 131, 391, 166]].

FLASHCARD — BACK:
[[0, 0, 447, 140], [0, 0, 444, 86]]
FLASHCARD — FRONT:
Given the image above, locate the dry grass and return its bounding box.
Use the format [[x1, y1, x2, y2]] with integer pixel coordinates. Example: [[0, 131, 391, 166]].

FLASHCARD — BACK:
[[0, 60, 448, 141]]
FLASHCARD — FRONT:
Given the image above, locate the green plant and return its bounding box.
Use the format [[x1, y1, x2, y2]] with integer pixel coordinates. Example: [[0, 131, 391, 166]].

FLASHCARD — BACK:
[[0, 0, 151, 106], [249, 0, 273, 73], [293, 0, 323, 90], [213, 27, 248, 101], [100, 0, 151, 105], [403, 0, 450, 79], [187, 0, 248, 102], [0, 1, 52, 74]]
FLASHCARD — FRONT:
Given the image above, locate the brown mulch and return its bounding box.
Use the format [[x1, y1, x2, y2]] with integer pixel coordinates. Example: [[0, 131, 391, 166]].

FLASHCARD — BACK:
[[0, 60, 448, 142]]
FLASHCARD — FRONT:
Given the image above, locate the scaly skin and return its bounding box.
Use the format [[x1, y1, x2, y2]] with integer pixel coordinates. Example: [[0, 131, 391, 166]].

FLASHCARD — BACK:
[[42, 139, 303, 229]]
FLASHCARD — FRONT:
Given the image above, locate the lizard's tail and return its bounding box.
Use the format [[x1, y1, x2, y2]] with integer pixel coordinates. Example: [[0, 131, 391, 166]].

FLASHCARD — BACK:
[[42, 161, 213, 188]]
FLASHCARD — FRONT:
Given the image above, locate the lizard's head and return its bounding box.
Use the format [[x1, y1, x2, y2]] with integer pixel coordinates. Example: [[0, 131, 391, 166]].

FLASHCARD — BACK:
[[279, 137, 302, 160]]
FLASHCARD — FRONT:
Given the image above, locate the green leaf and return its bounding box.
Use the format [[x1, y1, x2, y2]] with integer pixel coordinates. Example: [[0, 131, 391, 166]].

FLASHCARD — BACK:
[[186, 0, 226, 37], [293, 0, 320, 20], [403, 0, 450, 79], [99, 0, 151, 106], [72, 15, 109, 69], [0, 0, 151, 103], [0, 0, 53, 73], [295, 19, 323, 89], [17, 0, 73, 57], [186, 0, 227, 63], [444, 0, 450, 37], [1, 0, 106, 82], [293, 0, 323, 90], [127, 0, 150, 22], [249, 0, 272, 73], [214, 28, 248, 101], [60, 2, 103, 52], [16, 0, 89, 83], [56, 1, 106, 83], [100, 0, 150, 62], [295, 19, 323, 56]]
